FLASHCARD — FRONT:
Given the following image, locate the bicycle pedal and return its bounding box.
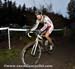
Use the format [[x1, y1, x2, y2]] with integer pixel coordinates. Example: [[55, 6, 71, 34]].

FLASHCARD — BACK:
[[50, 45, 53, 50], [40, 47, 44, 50]]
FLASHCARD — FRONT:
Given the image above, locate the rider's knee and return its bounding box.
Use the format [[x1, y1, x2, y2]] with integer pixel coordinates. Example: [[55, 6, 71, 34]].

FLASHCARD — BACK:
[[45, 34, 49, 38]]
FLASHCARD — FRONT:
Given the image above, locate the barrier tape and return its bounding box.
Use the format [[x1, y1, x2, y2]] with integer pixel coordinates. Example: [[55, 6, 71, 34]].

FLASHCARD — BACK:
[[0, 27, 64, 50]]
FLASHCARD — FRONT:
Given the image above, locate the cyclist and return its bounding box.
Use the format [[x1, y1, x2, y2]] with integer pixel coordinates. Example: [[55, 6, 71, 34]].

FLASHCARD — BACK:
[[30, 11, 54, 50]]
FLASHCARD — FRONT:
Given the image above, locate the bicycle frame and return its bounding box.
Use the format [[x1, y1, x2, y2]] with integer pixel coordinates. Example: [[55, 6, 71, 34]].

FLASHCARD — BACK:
[[28, 32, 42, 55], [31, 35, 43, 55]]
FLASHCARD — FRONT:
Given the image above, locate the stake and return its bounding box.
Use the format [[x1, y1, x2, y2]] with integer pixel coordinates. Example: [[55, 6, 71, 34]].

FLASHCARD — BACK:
[[8, 27, 11, 50]]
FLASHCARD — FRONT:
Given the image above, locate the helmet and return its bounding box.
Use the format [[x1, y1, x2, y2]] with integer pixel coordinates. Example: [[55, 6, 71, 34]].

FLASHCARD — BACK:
[[35, 10, 42, 15]]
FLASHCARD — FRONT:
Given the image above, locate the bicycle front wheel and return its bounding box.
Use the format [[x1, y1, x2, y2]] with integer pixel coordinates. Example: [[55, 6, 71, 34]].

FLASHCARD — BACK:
[[21, 42, 41, 65]]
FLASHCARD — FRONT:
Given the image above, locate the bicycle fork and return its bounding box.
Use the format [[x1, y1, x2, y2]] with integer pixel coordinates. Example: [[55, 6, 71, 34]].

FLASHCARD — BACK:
[[31, 38, 38, 56]]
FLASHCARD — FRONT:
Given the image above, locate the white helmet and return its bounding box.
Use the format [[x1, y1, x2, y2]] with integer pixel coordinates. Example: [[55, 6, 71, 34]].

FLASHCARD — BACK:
[[35, 10, 42, 15]]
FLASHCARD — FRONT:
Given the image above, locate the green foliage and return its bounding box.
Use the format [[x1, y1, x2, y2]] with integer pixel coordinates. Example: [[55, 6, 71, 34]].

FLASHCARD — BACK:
[[0, 49, 21, 64], [67, 0, 75, 19]]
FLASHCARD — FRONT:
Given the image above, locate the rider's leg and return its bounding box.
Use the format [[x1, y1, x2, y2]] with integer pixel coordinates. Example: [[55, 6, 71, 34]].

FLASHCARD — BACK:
[[44, 32, 54, 46], [41, 31, 46, 36]]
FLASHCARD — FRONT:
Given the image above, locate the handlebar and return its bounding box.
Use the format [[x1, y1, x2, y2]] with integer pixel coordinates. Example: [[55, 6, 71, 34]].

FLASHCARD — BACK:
[[27, 30, 42, 39], [28, 31, 33, 38]]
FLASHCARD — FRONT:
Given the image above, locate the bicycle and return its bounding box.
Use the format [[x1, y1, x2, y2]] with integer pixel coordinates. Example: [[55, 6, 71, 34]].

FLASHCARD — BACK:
[[21, 30, 56, 65]]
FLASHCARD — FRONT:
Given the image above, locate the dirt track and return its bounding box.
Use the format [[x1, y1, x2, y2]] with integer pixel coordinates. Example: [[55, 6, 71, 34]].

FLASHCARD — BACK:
[[0, 36, 75, 69]]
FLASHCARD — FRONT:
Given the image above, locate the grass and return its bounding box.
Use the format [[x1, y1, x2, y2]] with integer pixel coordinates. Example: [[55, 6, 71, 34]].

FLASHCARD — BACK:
[[0, 35, 35, 66], [0, 48, 21, 64]]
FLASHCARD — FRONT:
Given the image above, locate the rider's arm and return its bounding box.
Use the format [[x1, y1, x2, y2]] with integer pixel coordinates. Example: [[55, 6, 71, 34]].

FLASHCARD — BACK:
[[40, 23, 48, 32], [31, 20, 40, 31], [40, 17, 53, 32]]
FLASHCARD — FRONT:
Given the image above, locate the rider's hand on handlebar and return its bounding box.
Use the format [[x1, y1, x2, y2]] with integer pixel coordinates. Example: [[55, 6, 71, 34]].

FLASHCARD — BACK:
[[27, 29, 33, 38], [37, 30, 42, 35]]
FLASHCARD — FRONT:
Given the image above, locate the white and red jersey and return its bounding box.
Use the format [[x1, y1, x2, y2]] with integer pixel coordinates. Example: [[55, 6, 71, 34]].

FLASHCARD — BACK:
[[31, 15, 54, 33]]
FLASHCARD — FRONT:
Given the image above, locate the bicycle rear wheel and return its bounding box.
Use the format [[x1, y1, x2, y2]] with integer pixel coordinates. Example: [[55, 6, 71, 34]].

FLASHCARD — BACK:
[[21, 42, 41, 65], [44, 39, 56, 54]]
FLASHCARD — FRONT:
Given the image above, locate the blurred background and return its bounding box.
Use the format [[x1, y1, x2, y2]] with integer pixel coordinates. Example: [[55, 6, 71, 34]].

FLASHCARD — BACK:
[[0, 0, 75, 69]]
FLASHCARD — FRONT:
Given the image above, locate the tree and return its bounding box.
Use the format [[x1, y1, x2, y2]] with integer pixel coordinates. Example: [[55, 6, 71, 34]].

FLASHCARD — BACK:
[[44, 0, 53, 12], [18, 5, 21, 12], [8, 0, 12, 8], [47, 3, 52, 12], [67, 0, 75, 20], [22, 3, 26, 12], [12, 1, 16, 8], [3, 0, 8, 8], [0, 0, 2, 7], [41, 6, 47, 14], [33, 6, 37, 12]]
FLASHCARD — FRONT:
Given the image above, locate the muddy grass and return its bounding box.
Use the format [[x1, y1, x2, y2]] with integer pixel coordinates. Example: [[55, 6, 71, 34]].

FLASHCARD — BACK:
[[0, 35, 35, 69], [0, 33, 75, 69]]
